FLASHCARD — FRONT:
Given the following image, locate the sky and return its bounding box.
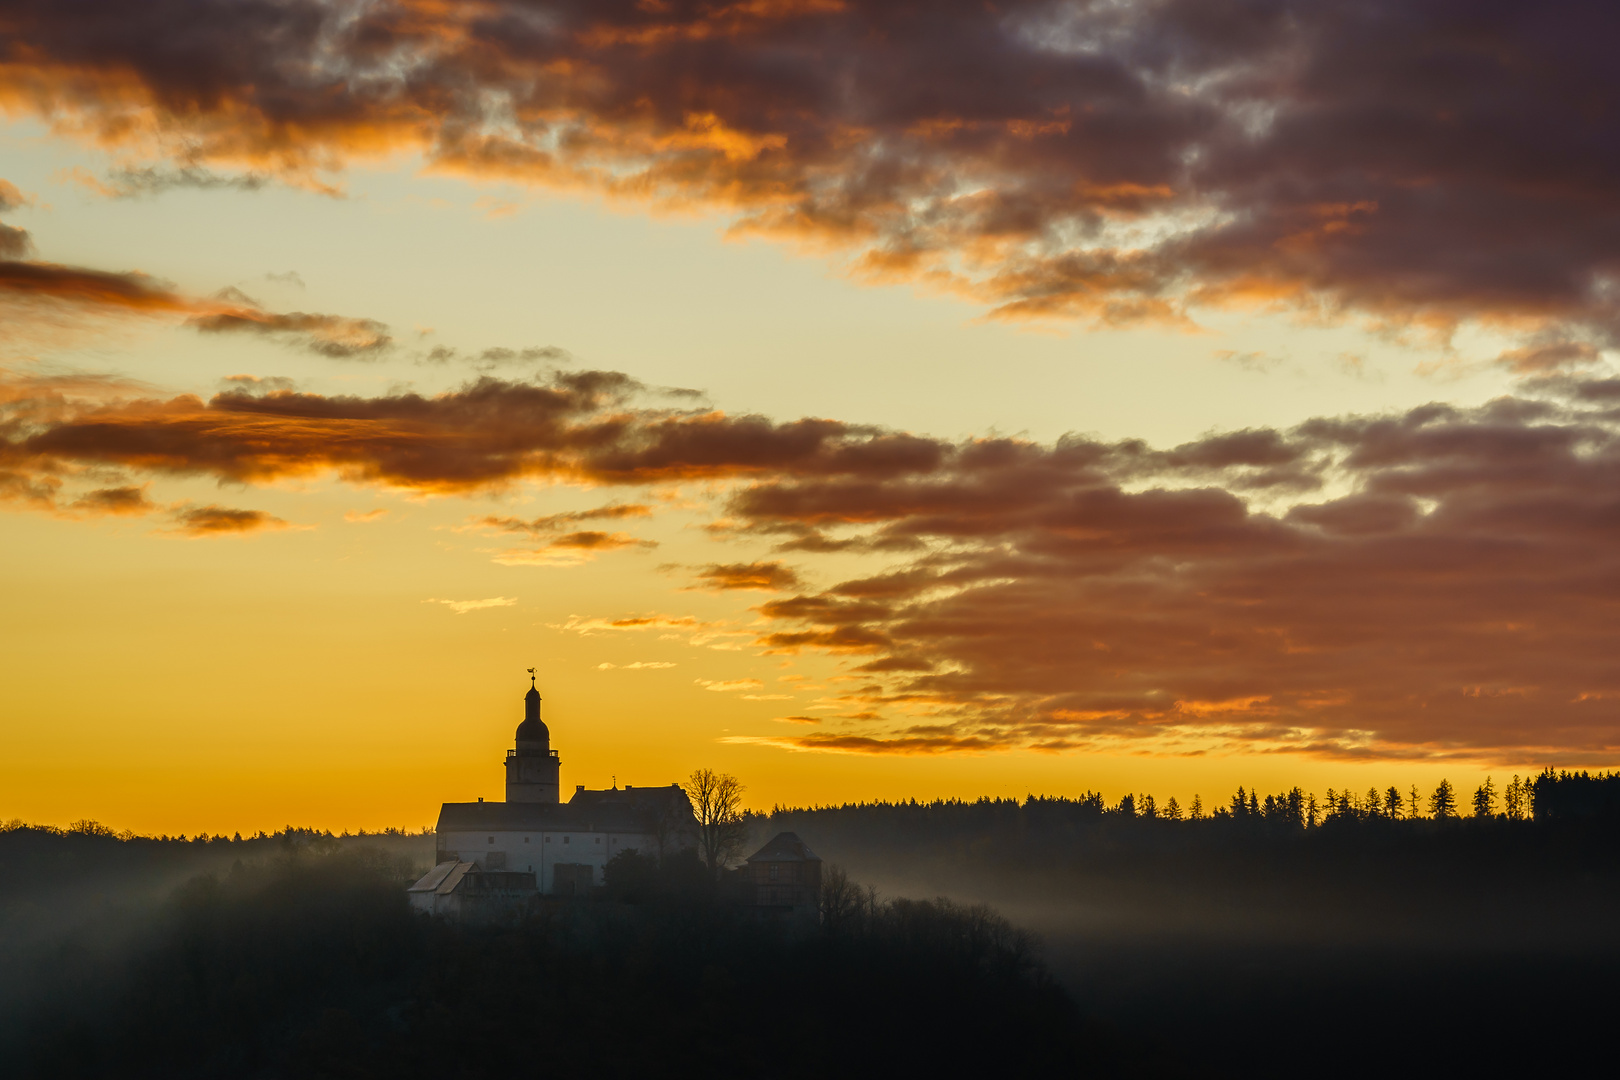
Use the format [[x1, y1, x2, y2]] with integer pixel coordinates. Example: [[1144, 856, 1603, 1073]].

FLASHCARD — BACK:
[[2, 0, 1618, 834]]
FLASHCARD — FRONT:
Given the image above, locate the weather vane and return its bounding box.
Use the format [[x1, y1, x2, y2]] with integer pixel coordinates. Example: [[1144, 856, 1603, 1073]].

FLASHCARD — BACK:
[[527, 666, 536, 687]]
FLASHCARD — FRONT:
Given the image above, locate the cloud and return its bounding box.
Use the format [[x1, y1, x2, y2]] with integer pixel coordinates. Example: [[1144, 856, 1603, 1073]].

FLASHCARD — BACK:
[[0, 227, 392, 358], [4, 2, 1620, 355], [0, 180, 32, 259], [8, 336, 1620, 761], [696, 678, 766, 693], [723, 381, 1620, 762], [473, 504, 654, 537], [425, 597, 517, 615], [598, 661, 677, 670], [66, 485, 154, 516], [692, 561, 803, 591], [165, 504, 288, 537], [188, 309, 392, 359]]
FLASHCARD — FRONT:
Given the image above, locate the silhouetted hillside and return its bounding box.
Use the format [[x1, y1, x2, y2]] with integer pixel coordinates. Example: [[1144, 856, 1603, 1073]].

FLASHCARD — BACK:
[[3, 843, 1112, 1080]]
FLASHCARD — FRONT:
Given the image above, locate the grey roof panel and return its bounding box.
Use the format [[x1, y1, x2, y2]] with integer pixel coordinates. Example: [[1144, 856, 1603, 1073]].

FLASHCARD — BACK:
[[746, 832, 821, 863], [407, 860, 460, 893]]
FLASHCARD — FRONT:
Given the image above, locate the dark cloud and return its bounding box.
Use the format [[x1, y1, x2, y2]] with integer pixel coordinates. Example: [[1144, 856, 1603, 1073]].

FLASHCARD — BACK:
[[67, 485, 153, 516], [102, 165, 272, 197], [732, 382, 1620, 762], [5, 352, 1620, 760], [693, 561, 804, 592], [187, 309, 392, 358], [166, 504, 287, 536], [0, 250, 392, 358], [0, 261, 187, 311], [3, 1, 1619, 352]]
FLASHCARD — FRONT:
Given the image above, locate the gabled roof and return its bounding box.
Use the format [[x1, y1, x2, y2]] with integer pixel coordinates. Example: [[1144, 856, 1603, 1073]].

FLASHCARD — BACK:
[[746, 832, 820, 863], [436, 786, 697, 835]]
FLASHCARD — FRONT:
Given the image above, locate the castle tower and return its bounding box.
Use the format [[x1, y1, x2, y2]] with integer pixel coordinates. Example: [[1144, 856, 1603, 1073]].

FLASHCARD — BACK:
[[505, 672, 561, 803]]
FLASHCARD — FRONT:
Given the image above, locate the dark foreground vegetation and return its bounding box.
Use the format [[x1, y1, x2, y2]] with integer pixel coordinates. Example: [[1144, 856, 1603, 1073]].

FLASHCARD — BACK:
[[8, 770, 1620, 1079], [0, 837, 1103, 1080], [760, 770, 1620, 1075]]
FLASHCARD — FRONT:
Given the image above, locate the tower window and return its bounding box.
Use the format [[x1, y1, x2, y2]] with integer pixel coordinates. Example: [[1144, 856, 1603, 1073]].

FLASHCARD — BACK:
[[523, 836, 530, 843], [487, 837, 494, 844]]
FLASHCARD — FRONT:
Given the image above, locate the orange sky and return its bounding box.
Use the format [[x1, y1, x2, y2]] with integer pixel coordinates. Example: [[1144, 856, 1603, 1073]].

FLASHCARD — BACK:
[[2, 0, 1618, 834]]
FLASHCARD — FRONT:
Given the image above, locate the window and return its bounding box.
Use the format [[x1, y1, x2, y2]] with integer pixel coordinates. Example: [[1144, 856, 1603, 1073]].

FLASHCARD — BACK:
[[487, 836, 495, 844], [768, 863, 779, 881], [595, 837, 601, 844], [564, 836, 570, 844], [545, 836, 551, 843], [523, 836, 530, 843]]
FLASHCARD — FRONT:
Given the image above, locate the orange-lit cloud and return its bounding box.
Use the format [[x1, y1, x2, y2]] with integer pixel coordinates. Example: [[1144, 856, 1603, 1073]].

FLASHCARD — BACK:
[[164, 503, 288, 537], [3, 2, 1618, 351], [691, 561, 802, 591], [6, 323, 1620, 761]]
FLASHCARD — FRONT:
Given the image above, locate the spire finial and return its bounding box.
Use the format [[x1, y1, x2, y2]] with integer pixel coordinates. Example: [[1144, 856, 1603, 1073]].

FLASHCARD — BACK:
[[527, 666, 536, 688]]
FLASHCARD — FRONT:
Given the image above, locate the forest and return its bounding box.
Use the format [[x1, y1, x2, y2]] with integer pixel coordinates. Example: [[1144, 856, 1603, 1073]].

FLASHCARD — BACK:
[[4, 768, 1619, 1078]]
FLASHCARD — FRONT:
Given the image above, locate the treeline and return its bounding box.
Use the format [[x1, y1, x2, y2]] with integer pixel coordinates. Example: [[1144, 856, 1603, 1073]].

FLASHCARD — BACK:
[[4, 847, 1116, 1079], [758, 768, 1620, 843]]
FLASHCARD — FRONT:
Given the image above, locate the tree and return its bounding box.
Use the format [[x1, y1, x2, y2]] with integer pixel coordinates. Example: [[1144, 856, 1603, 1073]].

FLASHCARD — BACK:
[[687, 768, 748, 876], [1230, 786, 1248, 818], [1409, 784, 1424, 820], [1472, 776, 1497, 819], [1141, 794, 1158, 819], [1503, 774, 1527, 821], [1190, 794, 1204, 820], [1164, 796, 1183, 820], [1384, 786, 1403, 819], [1305, 792, 1319, 828], [1429, 779, 1458, 819]]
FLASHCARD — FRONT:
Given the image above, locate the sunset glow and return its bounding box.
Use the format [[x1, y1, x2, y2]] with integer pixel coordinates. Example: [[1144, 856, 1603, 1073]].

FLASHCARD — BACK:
[[4, 0, 1618, 836]]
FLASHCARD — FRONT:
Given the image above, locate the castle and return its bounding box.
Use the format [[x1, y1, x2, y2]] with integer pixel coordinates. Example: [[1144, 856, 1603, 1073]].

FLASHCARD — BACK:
[[411, 676, 698, 911]]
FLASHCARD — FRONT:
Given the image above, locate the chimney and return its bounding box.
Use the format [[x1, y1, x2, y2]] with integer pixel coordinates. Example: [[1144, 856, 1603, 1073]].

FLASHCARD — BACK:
[[576, 784, 585, 794]]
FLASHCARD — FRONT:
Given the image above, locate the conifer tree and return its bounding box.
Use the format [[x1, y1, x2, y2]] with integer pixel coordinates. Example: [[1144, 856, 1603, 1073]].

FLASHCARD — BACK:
[[1384, 786, 1403, 819], [1164, 797, 1183, 820], [1472, 776, 1497, 818], [1190, 794, 1204, 820], [1429, 779, 1458, 819], [1409, 784, 1424, 820], [1503, 775, 1526, 820]]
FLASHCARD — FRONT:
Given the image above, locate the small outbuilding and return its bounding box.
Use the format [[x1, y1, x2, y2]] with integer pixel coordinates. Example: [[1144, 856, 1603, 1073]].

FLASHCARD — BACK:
[[742, 832, 822, 917], [408, 860, 537, 921]]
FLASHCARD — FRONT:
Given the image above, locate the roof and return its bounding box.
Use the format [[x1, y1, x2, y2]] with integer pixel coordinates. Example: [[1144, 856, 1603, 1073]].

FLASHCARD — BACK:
[[436, 785, 696, 834], [408, 860, 461, 893], [408, 861, 537, 897], [408, 860, 479, 895], [746, 832, 821, 864]]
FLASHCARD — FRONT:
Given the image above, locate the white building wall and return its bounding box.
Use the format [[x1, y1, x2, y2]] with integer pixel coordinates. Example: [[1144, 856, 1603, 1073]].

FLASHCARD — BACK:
[[440, 829, 652, 893]]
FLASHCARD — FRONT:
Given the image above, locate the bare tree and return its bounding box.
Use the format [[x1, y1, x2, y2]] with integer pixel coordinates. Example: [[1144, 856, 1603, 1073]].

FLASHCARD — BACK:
[[687, 768, 748, 876]]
